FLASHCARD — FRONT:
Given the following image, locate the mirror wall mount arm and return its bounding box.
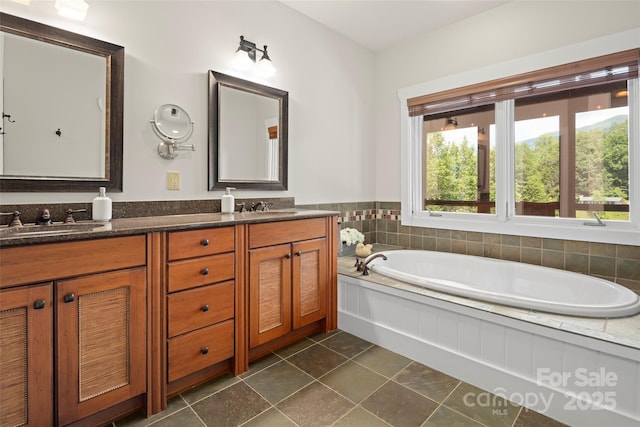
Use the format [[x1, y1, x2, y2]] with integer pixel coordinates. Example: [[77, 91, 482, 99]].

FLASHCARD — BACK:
[[0, 12, 124, 192]]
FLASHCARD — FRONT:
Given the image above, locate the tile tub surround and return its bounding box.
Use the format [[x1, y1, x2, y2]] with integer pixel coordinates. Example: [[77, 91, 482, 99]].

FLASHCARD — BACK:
[[115, 330, 567, 427], [298, 201, 640, 294]]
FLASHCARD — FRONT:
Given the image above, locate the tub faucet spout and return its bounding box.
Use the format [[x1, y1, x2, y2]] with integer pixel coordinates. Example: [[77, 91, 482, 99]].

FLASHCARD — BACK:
[[360, 253, 388, 276]]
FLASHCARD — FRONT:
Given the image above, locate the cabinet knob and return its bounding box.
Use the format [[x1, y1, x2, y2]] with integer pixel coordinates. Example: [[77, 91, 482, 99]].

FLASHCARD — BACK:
[[63, 293, 75, 303], [201, 239, 209, 246], [285, 253, 292, 259], [295, 251, 302, 256], [201, 268, 209, 276], [201, 347, 209, 355], [33, 300, 46, 310], [201, 304, 209, 312]]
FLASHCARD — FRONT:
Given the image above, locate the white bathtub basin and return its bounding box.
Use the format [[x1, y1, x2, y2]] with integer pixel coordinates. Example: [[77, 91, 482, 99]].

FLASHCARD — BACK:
[[367, 250, 640, 318]]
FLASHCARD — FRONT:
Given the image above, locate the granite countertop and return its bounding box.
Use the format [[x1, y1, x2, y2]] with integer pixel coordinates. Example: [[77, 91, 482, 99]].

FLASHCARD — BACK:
[[0, 209, 339, 247]]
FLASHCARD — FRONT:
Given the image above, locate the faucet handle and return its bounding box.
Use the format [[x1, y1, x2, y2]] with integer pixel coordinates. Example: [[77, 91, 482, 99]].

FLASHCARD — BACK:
[[64, 208, 88, 223], [0, 211, 23, 227], [235, 202, 246, 213]]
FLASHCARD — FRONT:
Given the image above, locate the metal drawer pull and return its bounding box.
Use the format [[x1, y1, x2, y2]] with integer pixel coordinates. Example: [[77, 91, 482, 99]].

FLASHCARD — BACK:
[[201, 268, 209, 276], [201, 347, 209, 355], [296, 251, 302, 256], [201, 239, 209, 246], [63, 293, 75, 303], [285, 253, 291, 259], [201, 304, 209, 312], [33, 300, 46, 310]]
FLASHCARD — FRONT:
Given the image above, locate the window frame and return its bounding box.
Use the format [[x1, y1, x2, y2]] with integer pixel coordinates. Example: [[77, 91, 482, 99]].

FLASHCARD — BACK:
[[399, 30, 640, 245]]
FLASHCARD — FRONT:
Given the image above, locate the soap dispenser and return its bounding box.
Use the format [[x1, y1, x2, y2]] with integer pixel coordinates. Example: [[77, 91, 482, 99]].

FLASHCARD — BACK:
[[221, 187, 236, 214], [92, 187, 112, 221]]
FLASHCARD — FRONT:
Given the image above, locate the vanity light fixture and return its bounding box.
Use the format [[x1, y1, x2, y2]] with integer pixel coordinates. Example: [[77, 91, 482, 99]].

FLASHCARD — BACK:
[[55, 0, 89, 21], [233, 35, 276, 78], [443, 117, 458, 130]]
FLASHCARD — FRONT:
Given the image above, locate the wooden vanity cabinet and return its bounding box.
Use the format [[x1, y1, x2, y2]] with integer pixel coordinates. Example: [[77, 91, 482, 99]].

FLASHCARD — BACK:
[[165, 226, 236, 394], [0, 283, 53, 427], [247, 218, 331, 354], [0, 236, 147, 427]]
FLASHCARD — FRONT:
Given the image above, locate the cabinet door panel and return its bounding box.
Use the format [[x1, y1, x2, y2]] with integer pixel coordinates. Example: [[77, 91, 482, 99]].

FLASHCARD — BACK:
[[292, 238, 327, 329], [57, 268, 146, 426], [0, 284, 53, 427], [249, 244, 291, 348]]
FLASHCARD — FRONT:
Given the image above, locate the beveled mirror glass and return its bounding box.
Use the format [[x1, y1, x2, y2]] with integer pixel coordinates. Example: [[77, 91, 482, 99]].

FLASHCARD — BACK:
[[208, 70, 288, 190], [0, 13, 124, 192]]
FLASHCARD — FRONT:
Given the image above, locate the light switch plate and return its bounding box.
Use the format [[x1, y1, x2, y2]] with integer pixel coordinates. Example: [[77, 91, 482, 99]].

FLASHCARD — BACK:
[[167, 172, 180, 190]]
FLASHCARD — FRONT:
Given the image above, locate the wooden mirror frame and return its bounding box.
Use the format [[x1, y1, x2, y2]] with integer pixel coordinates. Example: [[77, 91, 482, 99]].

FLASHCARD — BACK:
[[208, 70, 288, 191], [0, 13, 124, 192]]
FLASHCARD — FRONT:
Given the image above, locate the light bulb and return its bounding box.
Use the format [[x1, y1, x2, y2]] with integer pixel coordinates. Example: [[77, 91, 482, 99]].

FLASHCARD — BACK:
[[256, 58, 276, 78], [233, 50, 253, 72], [55, 0, 89, 21]]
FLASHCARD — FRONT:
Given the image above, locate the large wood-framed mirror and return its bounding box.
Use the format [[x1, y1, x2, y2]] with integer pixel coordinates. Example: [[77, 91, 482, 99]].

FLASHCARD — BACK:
[[0, 13, 124, 192], [208, 71, 288, 191]]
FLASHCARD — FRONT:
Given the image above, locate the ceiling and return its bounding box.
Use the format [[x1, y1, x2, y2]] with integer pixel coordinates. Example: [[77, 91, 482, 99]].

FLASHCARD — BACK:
[[280, 0, 509, 51]]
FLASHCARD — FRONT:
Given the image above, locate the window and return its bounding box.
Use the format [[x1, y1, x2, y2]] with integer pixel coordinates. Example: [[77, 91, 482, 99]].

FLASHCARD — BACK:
[[401, 46, 639, 245]]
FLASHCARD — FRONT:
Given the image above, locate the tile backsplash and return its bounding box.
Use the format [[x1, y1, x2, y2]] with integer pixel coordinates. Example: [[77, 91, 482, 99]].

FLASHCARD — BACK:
[[297, 201, 640, 294]]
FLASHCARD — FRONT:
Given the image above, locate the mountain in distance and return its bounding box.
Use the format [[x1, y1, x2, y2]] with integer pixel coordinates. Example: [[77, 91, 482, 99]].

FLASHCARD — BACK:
[[518, 114, 627, 146]]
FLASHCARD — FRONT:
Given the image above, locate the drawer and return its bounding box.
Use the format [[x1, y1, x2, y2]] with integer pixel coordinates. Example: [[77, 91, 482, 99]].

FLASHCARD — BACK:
[[168, 227, 234, 261], [249, 218, 326, 249], [0, 235, 146, 288], [167, 253, 234, 292], [167, 319, 234, 382], [167, 281, 234, 338]]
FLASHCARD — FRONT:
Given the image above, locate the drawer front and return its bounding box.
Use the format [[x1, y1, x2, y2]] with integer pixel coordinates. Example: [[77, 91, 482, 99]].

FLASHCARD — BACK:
[[249, 218, 326, 249], [167, 253, 234, 292], [168, 227, 234, 261], [167, 319, 234, 382], [168, 281, 234, 338], [0, 235, 146, 288]]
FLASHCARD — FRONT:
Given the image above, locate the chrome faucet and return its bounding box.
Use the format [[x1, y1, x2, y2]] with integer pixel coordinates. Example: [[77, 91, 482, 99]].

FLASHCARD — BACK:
[[36, 209, 53, 225], [357, 253, 388, 276], [251, 201, 269, 212]]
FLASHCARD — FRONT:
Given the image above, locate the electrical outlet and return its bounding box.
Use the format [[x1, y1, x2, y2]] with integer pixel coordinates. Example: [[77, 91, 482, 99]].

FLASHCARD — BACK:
[[167, 172, 180, 190]]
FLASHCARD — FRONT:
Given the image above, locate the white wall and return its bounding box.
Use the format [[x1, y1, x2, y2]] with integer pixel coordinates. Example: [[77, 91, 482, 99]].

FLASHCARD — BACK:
[[0, 0, 375, 205], [374, 0, 640, 202]]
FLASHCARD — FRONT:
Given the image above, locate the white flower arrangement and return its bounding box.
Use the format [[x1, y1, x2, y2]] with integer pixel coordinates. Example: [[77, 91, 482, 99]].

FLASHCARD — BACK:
[[340, 227, 365, 246]]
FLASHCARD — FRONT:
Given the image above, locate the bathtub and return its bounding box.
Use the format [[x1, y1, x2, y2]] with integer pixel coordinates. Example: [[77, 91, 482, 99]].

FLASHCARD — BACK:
[[365, 250, 640, 318]]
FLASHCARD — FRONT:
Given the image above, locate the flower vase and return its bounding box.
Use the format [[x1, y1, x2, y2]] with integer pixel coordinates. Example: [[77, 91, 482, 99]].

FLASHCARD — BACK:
[[339, 242, 356, 257]]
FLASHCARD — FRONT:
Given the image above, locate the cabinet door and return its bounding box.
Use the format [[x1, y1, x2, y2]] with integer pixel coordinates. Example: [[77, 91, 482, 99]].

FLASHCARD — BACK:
[[56, 268, 146, 426], [292, 238, 327, 329], [0, 284, 53, 427], [249, 244, 291, 348]]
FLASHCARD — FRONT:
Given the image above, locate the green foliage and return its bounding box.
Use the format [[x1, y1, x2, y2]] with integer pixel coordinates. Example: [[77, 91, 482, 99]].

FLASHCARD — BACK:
[[576, 120, 629, 201], [425, 132, 477, 204], [425, 118, 629, 212]]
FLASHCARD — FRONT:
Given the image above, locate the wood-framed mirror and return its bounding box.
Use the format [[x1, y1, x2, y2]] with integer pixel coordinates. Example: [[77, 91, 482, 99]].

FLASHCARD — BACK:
[[0, 13, 124, 192], [208, 70, 288, 191]]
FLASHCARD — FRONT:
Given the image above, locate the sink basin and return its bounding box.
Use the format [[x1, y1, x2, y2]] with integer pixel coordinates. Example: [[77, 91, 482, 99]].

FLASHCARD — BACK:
[[0, 222, 107, 238]]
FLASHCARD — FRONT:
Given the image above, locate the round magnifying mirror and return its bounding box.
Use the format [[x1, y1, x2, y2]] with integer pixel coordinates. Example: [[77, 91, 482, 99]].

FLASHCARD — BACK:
[[152, 104, 193, 141]]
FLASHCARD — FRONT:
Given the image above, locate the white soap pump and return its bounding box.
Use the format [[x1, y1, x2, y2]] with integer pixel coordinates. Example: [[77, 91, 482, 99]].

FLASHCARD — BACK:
[[92, 187, 112, 221], [221, 187, 236, 214]]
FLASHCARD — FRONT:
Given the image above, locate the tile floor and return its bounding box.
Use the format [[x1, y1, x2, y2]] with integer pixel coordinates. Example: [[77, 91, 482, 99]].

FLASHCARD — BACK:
[[116, 330, 568, 427]]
